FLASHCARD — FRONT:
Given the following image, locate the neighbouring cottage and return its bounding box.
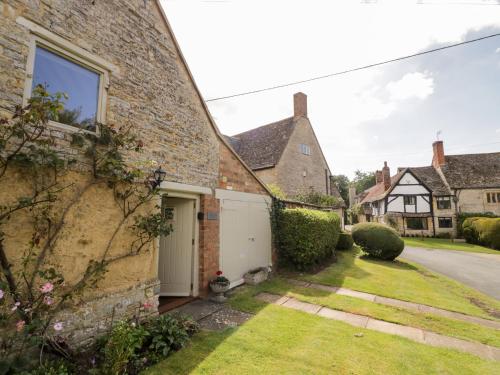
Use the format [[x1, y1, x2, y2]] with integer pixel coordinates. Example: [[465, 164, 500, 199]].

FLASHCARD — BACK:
[[225, 92, 345, 219], [0, 0, 271, 346], [356, 140, 500, 237]]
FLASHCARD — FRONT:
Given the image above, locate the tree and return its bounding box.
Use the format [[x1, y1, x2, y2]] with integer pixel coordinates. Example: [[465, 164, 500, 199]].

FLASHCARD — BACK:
[[352, 170, 376, 194], [330, 174, 349, 206]]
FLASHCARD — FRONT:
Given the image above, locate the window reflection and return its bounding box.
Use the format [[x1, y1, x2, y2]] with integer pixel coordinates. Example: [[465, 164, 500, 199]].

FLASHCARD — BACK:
[[32, 46, 100, 131]]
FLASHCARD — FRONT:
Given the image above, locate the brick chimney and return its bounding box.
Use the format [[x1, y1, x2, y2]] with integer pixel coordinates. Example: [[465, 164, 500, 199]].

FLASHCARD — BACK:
[[375, 170, 383, 184], [382, 161, 391, 191], [294, 92, 307, 118], [432, 140, 445, 168]]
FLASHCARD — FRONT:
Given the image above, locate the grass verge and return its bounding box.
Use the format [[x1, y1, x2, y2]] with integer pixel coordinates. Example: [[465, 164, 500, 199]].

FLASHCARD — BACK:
[[144, 305, 500, 375], [404, 237, 499, 254], [301, 247, 500, 319], [228, 278, 500, 347]]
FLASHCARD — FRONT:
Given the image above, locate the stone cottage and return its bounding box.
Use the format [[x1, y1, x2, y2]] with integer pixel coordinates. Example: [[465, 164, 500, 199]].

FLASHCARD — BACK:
[[357, 140, 500, 236], [225, 92, 345, 214], [0, 0, 272, 345]]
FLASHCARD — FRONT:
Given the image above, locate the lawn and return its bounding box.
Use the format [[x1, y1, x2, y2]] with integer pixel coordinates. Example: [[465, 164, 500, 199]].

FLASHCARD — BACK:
[[404, 237, 499, 254], [145, 305, 500, 375], [302, 247, 500, 319], [228, 278, 500, 347]]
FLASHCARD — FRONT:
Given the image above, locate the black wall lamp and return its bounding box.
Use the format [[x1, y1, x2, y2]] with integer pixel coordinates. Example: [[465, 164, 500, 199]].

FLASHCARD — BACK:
[[150, 166, 166, 189]]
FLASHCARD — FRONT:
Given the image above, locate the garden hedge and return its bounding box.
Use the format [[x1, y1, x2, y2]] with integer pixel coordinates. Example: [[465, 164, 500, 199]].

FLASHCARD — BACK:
[[336, 232, 354, 250], [351, 222, 404, 261], [277, 208, 340, 269], [463, 217, 500, 250], [457, 212, 498, 238]]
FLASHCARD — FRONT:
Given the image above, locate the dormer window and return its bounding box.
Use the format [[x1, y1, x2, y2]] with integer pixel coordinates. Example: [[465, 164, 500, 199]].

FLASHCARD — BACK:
[[300, 144, 311, 155]]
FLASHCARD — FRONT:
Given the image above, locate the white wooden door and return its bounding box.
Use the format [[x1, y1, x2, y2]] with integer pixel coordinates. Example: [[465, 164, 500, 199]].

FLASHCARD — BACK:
[[219, 192, 272, 287], [159, 198, 194, 296]]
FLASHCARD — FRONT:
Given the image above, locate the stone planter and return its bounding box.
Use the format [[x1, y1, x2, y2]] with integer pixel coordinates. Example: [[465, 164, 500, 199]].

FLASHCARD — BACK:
[[210, 280, 230, 303], [244, 267, 269, 285]]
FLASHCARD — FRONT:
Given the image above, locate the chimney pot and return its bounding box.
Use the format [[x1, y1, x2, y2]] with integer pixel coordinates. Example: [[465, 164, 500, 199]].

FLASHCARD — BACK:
[[432, 141, 445, 168], [382, 162, 391, 191], [294, 92, 307, 118]]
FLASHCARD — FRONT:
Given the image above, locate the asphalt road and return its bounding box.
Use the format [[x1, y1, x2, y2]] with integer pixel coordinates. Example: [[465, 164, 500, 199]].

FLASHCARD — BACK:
[[401, 246, 500, 300]]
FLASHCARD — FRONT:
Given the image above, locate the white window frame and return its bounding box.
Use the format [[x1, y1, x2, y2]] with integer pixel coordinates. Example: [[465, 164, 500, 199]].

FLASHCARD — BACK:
[[300, 144, 311, 156], [18, 17, 116, 134]]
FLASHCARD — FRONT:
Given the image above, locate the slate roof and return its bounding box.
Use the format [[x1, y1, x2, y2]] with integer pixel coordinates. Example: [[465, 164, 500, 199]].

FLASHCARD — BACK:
[[410, 166, 450, 196], [360, 170, 404, 204], [440, 152, 500, 189], [225, 117, 295, 170]]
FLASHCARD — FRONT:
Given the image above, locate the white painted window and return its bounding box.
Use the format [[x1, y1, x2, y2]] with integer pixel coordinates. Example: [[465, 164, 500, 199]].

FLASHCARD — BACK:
[[20, 17, 114, 133], [436, 196, 452, 209], [404, 196, 416, 205], [299, 144, 311, 155], [486, 192, 500, 204], [438, 217, 453, 228]]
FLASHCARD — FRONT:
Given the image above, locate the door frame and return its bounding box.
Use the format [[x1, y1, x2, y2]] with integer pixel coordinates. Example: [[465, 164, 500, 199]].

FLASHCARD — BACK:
[[156, 189, 201, 298]]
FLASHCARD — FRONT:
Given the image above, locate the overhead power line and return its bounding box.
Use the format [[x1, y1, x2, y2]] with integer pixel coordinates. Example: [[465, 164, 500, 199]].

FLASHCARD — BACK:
[[205, 32, 500, 102]]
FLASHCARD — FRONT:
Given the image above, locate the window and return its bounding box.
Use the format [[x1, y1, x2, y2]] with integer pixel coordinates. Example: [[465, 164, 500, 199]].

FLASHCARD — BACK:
[[299, 144, 311, 155], [404, 196, 416, 205], [31, 46, 101, 131], [438, 217, 453, 228], [486, 192, 500, 204], [436, 197, 451, 210], [406, 217, 428, 230]]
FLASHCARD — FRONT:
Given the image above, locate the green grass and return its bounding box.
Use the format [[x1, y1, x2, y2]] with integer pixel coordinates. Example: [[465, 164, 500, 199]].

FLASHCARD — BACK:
[[302, 247, 500, 320], [228, 278, 500, 347], [404, 237, 499, 254], [145, 305, 500, 375]]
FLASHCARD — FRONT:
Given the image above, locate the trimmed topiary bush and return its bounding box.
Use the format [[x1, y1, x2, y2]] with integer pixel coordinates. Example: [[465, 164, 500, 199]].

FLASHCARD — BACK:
[[352, 222, 404, 261], [463, 217, 500, 250], [336, 232, 354, 250], [277, 208, 340, 269]]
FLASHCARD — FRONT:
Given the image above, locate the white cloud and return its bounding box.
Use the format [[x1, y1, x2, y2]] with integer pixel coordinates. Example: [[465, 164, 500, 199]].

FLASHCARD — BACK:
[[496, 128, 500, 133], [495, 47, 500, 54], [386, 72, 434, 101]]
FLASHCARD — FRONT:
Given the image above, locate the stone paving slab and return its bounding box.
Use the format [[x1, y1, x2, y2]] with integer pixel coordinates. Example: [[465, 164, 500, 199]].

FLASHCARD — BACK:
[[198, 306, 253, 331], [287, 279, 500, 330], [317, 307, 369, 328], [256, 292, 500, 361], [366, 319, 425, 343], [169, 299, 223, 321], [283, 298, 322, 314]]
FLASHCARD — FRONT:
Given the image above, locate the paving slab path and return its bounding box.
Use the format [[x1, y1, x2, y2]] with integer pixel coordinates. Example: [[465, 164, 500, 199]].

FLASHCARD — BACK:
[[286, 278, 500, 329], [402, 246, 500, 300], [256, 292, 500, 361], [169, 299, 252, 331]]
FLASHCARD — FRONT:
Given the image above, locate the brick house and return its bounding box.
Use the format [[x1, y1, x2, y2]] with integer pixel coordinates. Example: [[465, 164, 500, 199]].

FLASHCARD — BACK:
[[225, 92, 345, 210], [357, 140, 500, 236], [0, 0, 271, 344]]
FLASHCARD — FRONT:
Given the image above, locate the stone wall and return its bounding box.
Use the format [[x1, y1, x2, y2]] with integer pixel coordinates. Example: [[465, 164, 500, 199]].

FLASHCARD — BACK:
[[0, 0, 221, 344], [219, 142, 268, 194], [275, 117, 331, 197], [457, 189, 500, 216]]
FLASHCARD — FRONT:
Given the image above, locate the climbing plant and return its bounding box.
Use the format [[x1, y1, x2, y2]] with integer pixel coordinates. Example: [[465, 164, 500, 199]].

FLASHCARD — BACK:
[[0, 86, 172, 372]]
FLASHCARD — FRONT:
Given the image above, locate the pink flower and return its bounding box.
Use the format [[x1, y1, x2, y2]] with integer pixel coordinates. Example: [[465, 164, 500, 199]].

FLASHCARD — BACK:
[[11, 302, 20, 311], [142, 301, 154, 309], [0, 289, 4, 299], [43, 296, 54, 305], [40, 282, 54, 294], [16, 320, 25, 332], [53, 322, 63, 331]]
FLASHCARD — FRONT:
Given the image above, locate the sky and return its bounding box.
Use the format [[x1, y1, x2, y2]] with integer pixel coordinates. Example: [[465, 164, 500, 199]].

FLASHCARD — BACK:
[[160, 0, 500, 179]]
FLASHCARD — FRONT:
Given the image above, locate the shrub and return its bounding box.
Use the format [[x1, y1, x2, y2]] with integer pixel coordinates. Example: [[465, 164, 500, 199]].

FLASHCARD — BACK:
[[293, 189, 340, 207], [277, 208, 340, 269], [336, 232, 353, 250], [352, 222, 404, 261], [463, 217, 500, 250], [267, 183, 287, 199], [457, 212, 498, 238]]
